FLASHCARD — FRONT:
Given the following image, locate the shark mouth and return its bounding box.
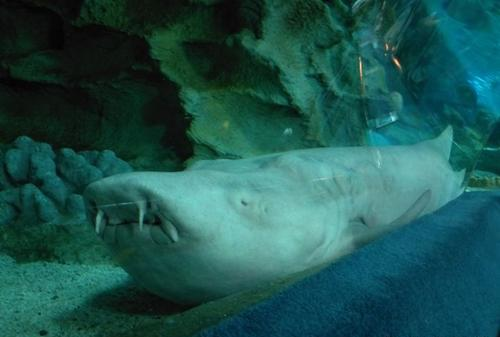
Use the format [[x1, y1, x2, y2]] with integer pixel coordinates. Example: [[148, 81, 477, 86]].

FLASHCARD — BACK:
[[85, 199, 179, 245]]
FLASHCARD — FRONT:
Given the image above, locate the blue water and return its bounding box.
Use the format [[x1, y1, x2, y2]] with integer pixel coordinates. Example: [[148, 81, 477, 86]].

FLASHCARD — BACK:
[[426, 0, 500, 119]]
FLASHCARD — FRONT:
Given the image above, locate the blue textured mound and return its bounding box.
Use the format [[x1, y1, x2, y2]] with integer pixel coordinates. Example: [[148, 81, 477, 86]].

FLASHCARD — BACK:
[[0, 136, 132, 226], [198, 191, 500, 337]]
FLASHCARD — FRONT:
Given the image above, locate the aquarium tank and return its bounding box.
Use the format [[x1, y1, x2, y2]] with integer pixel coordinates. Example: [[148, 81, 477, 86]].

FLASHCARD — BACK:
[[0, 0, 499, 336]]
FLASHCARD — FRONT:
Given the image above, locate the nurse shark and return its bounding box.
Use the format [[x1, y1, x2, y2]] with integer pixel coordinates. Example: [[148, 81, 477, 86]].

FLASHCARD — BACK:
[[83, 126, 465, 305]]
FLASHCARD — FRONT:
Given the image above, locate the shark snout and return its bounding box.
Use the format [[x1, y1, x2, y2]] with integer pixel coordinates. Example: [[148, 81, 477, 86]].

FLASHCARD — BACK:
[[83, 173, 180, 245]]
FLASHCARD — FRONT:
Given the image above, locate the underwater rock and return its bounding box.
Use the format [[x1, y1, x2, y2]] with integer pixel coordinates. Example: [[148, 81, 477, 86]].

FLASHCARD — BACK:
[[5, 149, 30, 183], [5, 137, 57, 184], [0, 188, 20, 207], [65, 194, 86, 220], [95, 150, 133, 177], [0, 5, 186, 167], [0, 157, 12, 190], [0, 202, 17, 226], [19, 184, 50, 224], [0, 0, 494, 173], [21, 183, 60, 223], [30, 151, 57, 184], [0, 136, 133, 227], [56, 148, 103, 190], [147, 0, 403, 157], [0, 4, 63, 58], [184, 89, 311, 157], [14, 136, 56, 158], [79, 150, 100, 165], [40, 176, 69, 208]]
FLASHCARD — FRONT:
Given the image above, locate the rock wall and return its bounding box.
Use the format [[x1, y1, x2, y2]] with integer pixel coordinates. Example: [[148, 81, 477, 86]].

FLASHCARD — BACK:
[[0, 0, 403, 164], [0, 0, 497, 170]]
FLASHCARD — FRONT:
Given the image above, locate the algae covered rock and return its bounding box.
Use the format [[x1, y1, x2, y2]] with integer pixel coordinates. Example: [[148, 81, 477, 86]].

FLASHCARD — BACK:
[[183, 89, 310, 156], [2, 0, 386, 164], [147, 0, 396, 158], [0, 1, 188, 169], [0, 0, 497, 172]]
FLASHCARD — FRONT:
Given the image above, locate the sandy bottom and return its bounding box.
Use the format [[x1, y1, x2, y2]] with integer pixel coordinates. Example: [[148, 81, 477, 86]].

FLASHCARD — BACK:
[[0, 252, 311, 337]]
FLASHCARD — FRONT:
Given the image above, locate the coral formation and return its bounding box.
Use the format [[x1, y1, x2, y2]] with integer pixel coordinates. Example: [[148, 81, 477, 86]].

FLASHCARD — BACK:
[[0, 136, 132, 227]]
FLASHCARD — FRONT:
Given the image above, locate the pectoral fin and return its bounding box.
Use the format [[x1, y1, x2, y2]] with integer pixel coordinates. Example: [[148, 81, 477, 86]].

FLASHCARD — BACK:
[[346, 189, 432, 249], [388, 189, 432, 227]]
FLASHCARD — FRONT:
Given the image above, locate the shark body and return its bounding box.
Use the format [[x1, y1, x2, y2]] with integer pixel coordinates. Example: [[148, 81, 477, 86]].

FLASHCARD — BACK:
[[84, 126, 464, 304]]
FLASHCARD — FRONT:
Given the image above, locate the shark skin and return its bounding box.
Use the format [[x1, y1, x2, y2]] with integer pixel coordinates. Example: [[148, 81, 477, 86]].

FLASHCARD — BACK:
[[83, 126, 465, 305]]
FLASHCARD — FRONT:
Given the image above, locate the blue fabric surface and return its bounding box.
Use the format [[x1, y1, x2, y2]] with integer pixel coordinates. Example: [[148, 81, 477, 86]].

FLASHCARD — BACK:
[[197, 191, 500, 337]]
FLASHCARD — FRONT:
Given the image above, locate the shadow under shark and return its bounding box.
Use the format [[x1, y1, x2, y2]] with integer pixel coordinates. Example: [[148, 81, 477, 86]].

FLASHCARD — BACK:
[[84, 126, 465, 305]]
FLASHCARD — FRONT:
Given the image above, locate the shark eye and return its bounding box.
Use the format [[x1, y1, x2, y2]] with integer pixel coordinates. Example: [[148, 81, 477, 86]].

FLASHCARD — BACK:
[[240, 199, 249, 206]]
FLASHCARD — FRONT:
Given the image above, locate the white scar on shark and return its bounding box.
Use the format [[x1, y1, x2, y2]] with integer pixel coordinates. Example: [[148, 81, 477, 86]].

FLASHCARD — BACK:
[[83, 126, 465, 305]]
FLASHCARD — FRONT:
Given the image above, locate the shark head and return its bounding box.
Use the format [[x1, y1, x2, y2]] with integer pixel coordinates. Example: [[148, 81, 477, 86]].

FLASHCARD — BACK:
[[83, 165, 342, 305]]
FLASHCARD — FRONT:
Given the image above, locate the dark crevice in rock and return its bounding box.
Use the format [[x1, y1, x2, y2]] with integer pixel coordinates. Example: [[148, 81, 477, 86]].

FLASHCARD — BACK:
[[213, 0, 264, 37], [0, 2, 65, 58], [142, 81, 194, 161], [3, 22, 154, 86], [11, 0, 85, 20], [0, 1, 191, 166], [0, 79, 101, 148]]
